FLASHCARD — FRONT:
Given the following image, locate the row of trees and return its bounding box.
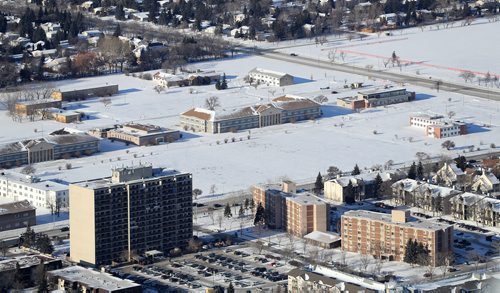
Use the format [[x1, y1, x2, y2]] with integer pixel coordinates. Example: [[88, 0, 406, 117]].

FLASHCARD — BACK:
[[19, 226, 54, 254]]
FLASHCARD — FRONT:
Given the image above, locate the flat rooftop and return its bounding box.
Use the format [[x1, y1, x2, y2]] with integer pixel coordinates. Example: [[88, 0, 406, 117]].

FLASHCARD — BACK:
[[358, 87, 406, 96], [49, 266, 140, 291], [343, 210, 452, 231], [73, 168, 188, 189], [0, 171, 68, 192], [286, 192, 325, 206]]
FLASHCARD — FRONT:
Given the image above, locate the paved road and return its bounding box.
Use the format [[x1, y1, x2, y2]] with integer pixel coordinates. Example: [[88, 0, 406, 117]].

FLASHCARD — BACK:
[[238, 47, 500, 101]]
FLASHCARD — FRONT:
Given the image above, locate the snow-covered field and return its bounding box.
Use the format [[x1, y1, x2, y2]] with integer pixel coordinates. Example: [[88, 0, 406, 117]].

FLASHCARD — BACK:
[[0, 52, 499, 196], [267, 18, 500, 85]]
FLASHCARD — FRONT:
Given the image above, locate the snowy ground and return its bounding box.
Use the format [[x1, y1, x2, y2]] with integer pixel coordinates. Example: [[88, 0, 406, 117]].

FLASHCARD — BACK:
[[262, 18, 500, 85], [0, 51, 499, 196]]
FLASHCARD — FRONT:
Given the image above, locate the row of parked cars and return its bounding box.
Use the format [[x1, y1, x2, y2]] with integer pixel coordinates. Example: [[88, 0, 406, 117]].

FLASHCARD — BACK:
[[108, 267, 177, 291], [135, 265, 202, 289]]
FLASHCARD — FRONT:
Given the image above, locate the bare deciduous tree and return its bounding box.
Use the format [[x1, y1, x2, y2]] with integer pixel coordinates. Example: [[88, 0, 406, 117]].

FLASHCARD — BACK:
[[205, 96, 220, 110], [313, 95, 328, 104]]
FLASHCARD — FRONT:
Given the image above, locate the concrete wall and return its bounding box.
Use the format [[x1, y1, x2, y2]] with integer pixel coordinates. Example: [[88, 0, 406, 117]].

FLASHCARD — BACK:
[[69, 184, 96, 265]]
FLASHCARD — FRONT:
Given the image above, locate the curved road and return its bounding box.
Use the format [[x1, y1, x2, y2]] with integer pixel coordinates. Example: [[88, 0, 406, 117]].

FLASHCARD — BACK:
[[238, 47, 500, 101]]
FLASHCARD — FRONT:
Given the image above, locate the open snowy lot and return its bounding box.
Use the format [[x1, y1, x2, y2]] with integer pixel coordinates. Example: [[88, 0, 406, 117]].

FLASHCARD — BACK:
[[0, 53, 499, 196], [270, 18, 500, 85]]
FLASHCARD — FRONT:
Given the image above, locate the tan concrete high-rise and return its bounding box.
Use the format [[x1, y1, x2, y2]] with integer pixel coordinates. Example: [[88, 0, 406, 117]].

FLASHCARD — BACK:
[[70, 165, 192, 266], [341, 210, 453, 266]]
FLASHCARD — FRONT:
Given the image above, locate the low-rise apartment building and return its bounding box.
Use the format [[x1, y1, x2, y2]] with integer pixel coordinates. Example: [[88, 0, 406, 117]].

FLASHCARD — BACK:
[[153, 70, 221, 88], [0, 255, 62, 285], [0, 171, 68, 209], [391, 179, 461, 215], [410, 114, 467, 139], [337, 87, 415, 110], [107, 123, 181, 146], [48, 266, 141, 293], [70, 165, 192, 266], [450, 193, 500, 227], [324, 171, 403, 203], [180, 95, 321, 134], [253, 181, 328, 237], [248, 68, 294, 87], [288, 266, 390, 292], [341, 210, 453, 266], [0, 200, 36, 232]]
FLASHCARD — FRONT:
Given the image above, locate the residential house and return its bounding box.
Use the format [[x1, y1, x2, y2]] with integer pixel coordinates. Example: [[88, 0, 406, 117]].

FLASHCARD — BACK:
[[471, 171, 500, 194], [432, 162, 467, 189]]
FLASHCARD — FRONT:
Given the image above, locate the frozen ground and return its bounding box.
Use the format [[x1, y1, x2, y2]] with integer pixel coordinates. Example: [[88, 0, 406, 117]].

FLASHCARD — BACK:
[[268, 18, 500, 85], [0, 53, 499, 195]]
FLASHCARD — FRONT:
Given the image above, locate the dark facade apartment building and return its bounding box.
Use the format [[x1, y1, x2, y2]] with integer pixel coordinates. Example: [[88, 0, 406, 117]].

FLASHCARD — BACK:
[[0, 200, 36, 232], [70, 165, 192, 266]]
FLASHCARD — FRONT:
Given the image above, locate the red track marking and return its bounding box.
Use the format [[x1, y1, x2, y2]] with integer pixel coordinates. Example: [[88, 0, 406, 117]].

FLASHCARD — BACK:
[[336, 49, 499, 78]]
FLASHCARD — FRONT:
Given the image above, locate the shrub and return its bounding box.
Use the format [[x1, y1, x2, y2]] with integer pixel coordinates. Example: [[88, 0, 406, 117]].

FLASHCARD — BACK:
[[142, 73, 152, 80], [65, 163, 72, 170], [224, 138, 228, 143]]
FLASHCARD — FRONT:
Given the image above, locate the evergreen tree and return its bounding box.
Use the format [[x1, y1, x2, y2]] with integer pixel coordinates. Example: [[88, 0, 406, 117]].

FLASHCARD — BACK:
[[0, 14, 7, 33], [373, 173, 383, 198], [224, 203, 232, 218], [238, 205, 244, 217], [33, 27, 47, 43], [158, 9, 168, 25], [220, 73, 228, 89], [115, 4, 125, 20], [227, 282, 235, 293], [407, 162, 417, 180], [244, 198, 249, 210], [113, 24, 121, 37], [314, 172, 323, 195], [344, 181, 355, 204], [403, 239, 416, 264], [215, 79, 221, 90], [36, 234, 54, 254], [454, 155, 467, 171], [35, 56, 45, 81], [417, 161, 424, 179], [250, 198, 255, 211], [352, 164, 361, 175], [254, 202, 265, 225]]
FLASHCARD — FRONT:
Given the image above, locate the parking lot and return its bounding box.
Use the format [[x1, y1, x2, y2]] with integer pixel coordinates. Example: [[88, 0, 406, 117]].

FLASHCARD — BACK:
[[111, 245, 289, 292]]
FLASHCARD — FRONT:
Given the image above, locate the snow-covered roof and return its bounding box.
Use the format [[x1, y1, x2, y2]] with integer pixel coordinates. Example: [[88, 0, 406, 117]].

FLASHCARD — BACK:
[[314, 266, 386, 291], [345, 210, 453, 231], [304, 231, 340, 244], [49, 266, 140, 291], [249, 67, 291, 79], [0, 171, 68, 192], [392, 179, 461, 198], [451, 192, 500, 212]]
